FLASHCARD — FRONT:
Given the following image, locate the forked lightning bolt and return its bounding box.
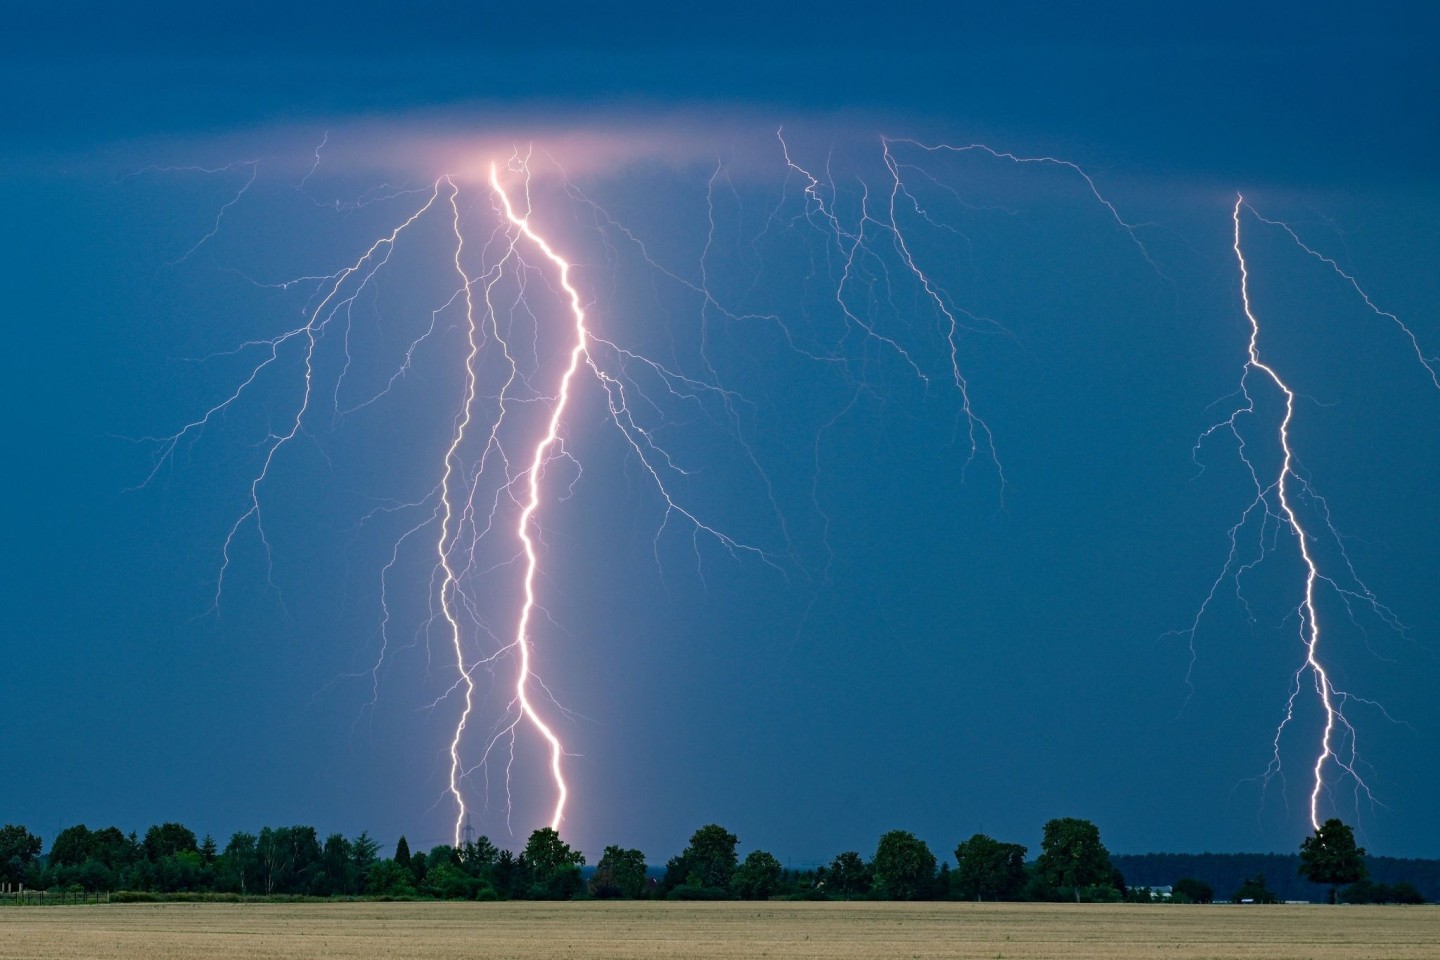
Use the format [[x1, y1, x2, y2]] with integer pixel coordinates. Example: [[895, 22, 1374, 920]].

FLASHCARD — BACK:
[[138, 130, 1429, 846], [1182, 195, 1435, 829], [140, 133, 1155, 843], [486, 159, 580, 834]]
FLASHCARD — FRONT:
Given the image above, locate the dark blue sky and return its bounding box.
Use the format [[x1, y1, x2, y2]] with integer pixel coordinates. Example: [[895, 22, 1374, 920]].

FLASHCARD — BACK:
[[4, 1, 1439, 864]]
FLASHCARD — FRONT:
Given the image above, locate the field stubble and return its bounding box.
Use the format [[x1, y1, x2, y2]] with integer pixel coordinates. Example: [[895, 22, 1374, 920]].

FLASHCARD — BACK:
[[1, 900, 1435, 960]]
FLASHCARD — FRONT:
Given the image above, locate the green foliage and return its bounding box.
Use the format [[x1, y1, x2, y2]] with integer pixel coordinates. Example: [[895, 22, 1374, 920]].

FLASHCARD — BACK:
[[12, 815, 1437, 905], [48, 824, 95, 868], [256, 826, 320, 896], [459, 836, 497, 876], [1076, 882, 1124, 903], [313, 833, 353, 896], [826, 851, 871, 897], [491, 849, 523, 899], [665, 883, 731, 900], [1035, 818, 1115, 902], [954, 833, 1028, 902], [423, 862, 482, 900], [1339, 880, 1425, 904], [1232, 872, 1279, 903], [219, 832, 260, 895], [393, 835, 411, 867], [1171, 876, 1214, 903], [521, 828, 585, 900], [1299, 818, 1367, 904], [142, 823, 198, 862], [590, 845, 647, 899], [366, 858, 417, 898], [426, 844, 460, 871], [350, 831, 380, 893], [730, 850, 783, 900], [665, 824, 739, 893], [0, 824, 43, 886], [872, 830, 936, 901]]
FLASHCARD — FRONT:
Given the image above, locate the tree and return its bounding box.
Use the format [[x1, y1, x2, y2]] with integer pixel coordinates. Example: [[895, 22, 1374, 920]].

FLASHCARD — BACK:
[[89, 827, 134, 870], [872, 830, 936, 901], [672, 824, 740, 891], [48, 825, 95, 868], [1171, 877, 1214, 904], [934, 862, 953, 900], [316, 833, 353, 896], [590, 845, 647, 899], [731, 850, 784, 900], [219, 832, 260, 895], [1034, 818, 1114, 903], [492, 849, 523, 899], [954, 834, 1028, 902], [424, 861, 481, 900], [827, 851, 871, 897], [521, 827, 585, 899], [1340, 880, 1424, 905], [256, 826, 320, 895], [1299, 818, 1367, 904], [426, 844, 461, 871], [1232, 873, 1279, 904], [459, 836, 497, 878], [0, 824, 42, 886], [350, 831, 380, 893], [393, 835, 412, 868], [142, 823, 198, 862], [366, 858, 417, 898]]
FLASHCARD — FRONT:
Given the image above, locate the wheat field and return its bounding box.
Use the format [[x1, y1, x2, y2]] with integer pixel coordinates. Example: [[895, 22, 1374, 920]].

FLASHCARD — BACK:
[[1, 900, 1435, 959]]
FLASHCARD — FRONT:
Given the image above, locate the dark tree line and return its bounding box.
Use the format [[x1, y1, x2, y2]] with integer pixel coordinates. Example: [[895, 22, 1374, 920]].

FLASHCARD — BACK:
[[1115, 821, 1436, 905], [1, 815, 1427, 904]]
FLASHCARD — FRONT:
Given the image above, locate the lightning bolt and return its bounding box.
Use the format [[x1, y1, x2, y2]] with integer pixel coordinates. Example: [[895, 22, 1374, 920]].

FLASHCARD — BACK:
[[1183, 195, 1434, 830], [485, 158, 581, 833], [142, 129, 1428, 849]]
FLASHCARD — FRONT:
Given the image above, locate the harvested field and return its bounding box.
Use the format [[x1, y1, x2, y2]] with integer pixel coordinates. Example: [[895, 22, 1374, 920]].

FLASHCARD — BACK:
[[1, 900, 1435, 960]]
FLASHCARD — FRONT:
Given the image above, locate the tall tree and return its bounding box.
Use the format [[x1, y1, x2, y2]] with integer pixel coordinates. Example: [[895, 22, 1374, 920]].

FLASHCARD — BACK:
[[318, 833, 353, 896], [522, 828, 586, 899], [142, 823, 198, 862], [459, 836, 497, 878], [90, 828, 134, 871], [220, 832, 260, 895], [673, 824, 740, 890], [872, 830, 936, 901], [47, 825, 95, 868], [954, 833, 1028, 902], [827, 851, 871, 897], [0, 825, 42, 886], [731, 850, 784, 900], [350, 831, 380, 893], [1035, 817, 1114, 902], [590, 845, 647, 899], [1299, 818, 1367, 904], [256, 826, 320, 895]]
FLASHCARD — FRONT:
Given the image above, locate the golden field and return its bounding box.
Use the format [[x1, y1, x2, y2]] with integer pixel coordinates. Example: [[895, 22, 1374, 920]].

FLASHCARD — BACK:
[[1, 900, 1435, 960]]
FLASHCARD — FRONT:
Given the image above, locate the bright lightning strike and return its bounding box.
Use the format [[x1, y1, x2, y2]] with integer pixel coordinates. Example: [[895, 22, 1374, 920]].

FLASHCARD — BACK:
[[487, 158, 584, 834], [1180, 195, 1437, 830], [134, 124, 1431, 849], [137, 131, 1158, 843]]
